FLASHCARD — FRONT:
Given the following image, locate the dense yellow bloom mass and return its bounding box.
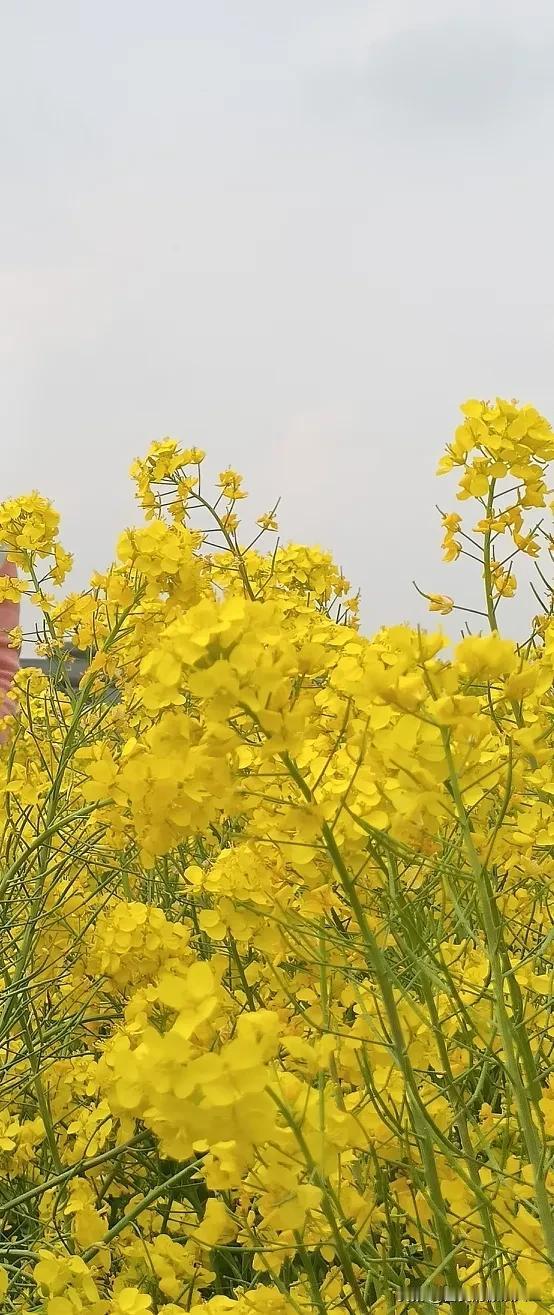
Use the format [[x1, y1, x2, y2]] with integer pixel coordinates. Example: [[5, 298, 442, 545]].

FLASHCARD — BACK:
[[0, 398, 554, 1314]]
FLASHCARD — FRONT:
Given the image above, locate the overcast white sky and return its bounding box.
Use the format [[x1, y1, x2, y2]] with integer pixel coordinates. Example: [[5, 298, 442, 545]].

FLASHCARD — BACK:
[[2, 0, 554, 641]]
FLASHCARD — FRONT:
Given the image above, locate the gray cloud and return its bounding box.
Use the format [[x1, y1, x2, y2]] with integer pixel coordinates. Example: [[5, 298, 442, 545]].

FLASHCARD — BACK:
[[366, 18, 552, 124], [304, 14, 554, 141]]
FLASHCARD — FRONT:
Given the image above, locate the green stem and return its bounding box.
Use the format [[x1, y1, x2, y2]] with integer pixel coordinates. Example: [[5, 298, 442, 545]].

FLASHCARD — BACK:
[[280, 751, 465, 1310], [270, 1089, 370, 1314], [0, 1136, 145, 1216], [442, 732, 554, 1268], [83, 1158, 205, 1262], [483, 480, 498, 632], [17, 1011, 62, 1172]]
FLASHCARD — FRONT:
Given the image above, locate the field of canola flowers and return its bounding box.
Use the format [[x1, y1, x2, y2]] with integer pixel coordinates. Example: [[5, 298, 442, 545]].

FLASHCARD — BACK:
[[0, 399, 553, 1315]]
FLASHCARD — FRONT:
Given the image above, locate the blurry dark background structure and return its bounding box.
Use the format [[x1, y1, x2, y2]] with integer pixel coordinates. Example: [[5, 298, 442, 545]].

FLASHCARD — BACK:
[[20, 645, 90, 692]]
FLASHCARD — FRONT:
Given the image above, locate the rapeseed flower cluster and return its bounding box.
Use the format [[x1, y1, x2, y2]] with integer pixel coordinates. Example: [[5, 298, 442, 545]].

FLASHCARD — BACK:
[[0, 399, 553, 1314]]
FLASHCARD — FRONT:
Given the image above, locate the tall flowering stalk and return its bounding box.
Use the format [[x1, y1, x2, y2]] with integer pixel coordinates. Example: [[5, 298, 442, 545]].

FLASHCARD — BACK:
[[0, 403, 553, 1314]]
